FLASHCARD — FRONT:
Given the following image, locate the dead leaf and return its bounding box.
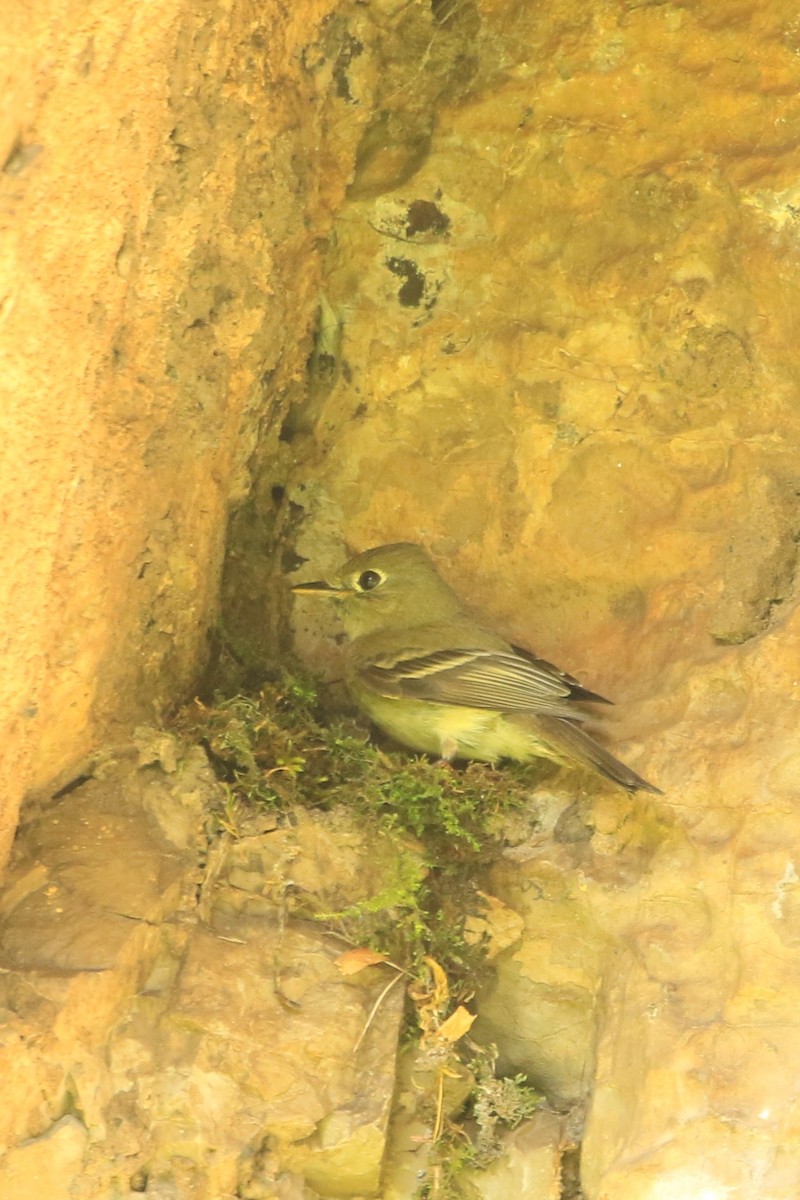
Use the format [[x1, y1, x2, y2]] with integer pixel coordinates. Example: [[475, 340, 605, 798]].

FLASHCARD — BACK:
[[335, 947, 389, 975], [432, 1005, 476, 1045], [423, 956, 450, 1006]]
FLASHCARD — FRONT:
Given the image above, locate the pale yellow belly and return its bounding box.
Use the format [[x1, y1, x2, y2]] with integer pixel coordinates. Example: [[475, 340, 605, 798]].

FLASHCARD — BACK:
[[354, 690, 565, 765]]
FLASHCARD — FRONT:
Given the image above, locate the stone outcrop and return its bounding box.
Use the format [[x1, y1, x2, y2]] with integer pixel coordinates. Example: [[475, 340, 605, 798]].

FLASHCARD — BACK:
[[0, 0, 370, 870], [4, 0, 800, 1197], [0, 737, 404, 1198], [284, 3, 800, 1196]]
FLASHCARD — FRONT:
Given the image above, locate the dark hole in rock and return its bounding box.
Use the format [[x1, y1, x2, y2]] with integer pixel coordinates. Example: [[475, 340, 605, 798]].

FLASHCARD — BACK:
[[406, 198, 451, 237], [386, 256, 425, 307]]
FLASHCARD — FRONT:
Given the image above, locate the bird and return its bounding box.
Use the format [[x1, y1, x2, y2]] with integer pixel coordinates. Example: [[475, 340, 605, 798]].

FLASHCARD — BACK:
[[292, 542, 660, 793]]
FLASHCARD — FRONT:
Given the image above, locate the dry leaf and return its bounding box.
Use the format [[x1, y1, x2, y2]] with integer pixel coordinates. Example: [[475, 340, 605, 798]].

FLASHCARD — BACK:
[[423, 956, 450, 1006], [432, 1005, 476, 1045], [335, 947, 389, 975], [409, 957, 452, 1035]]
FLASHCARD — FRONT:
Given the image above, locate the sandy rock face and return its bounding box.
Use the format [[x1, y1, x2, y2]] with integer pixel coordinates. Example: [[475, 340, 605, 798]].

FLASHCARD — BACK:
[[469, 597, 800, 1198], [0, 740, 404, 1199], [0, 0, 370, 872], [281, 3, 800, 1198], [4, 0, 800, 1197]]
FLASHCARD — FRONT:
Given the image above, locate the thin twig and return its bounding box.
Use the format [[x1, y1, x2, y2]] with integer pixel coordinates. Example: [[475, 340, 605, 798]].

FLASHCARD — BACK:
[[354, 969, 404, 1052]]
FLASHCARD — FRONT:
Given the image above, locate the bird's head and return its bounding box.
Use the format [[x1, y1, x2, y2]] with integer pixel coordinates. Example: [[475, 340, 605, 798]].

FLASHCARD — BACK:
[[292, 542, 465, 638]]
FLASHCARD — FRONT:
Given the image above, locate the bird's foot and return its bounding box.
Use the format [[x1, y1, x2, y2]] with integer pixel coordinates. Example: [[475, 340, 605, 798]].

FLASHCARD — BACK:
[[434, 737, 459, 768]]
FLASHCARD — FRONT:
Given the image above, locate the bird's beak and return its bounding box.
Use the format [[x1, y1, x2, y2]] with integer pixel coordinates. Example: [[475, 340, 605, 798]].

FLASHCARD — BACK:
[[291, 579, 349, 596]]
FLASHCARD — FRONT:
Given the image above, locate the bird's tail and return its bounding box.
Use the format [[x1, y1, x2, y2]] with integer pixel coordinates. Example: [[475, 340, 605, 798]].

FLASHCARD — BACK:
[[536, 714, 661, 794]]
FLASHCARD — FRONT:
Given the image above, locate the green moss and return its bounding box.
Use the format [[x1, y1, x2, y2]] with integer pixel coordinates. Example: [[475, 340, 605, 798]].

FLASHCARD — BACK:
[[469, 1048, 545, 1162], [176, 674, 548, 973], [177, 669, 543, 840], [410, 1048, 545, 1199]]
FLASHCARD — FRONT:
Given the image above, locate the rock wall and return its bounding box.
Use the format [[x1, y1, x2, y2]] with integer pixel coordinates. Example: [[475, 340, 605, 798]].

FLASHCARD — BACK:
[[3, 0, 800, 1198], [0, 738, 404, 1199], [0, 0, 368, 870], [284, 2, 800, 1198], [289, 1, 800, 699]]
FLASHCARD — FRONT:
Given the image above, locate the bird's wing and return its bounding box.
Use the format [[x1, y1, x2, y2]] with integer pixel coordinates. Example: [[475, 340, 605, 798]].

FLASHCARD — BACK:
[[358, 646, 607, 717], [509, 644, 612, 706]]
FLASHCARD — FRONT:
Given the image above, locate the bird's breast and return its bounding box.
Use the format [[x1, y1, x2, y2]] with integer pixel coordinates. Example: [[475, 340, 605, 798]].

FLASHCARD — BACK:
[[349, 684, 565, 765]]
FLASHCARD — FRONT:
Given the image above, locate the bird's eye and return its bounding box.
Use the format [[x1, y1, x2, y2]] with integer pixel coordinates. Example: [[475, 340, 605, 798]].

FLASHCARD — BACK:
[[357, 569, 383, 591]]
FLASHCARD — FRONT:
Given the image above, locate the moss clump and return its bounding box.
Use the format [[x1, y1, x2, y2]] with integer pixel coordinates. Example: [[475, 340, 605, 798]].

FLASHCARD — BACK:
[[176, 672, 544, 980], [469, 1047, 545, 1162], [418, 1048, 545, 1199], [176, 670, 546, 854]]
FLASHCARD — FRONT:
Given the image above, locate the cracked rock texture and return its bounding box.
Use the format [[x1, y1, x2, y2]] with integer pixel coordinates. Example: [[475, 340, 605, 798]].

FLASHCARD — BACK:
[[4, 0, 800, 1198], [282, 2, 800, 1198], [0, 741, 404, 1199], [0, 0, 371, 870]]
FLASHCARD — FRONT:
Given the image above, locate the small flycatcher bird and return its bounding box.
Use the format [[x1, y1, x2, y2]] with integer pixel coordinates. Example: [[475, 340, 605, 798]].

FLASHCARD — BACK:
[[292, 543, 659, 793]]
